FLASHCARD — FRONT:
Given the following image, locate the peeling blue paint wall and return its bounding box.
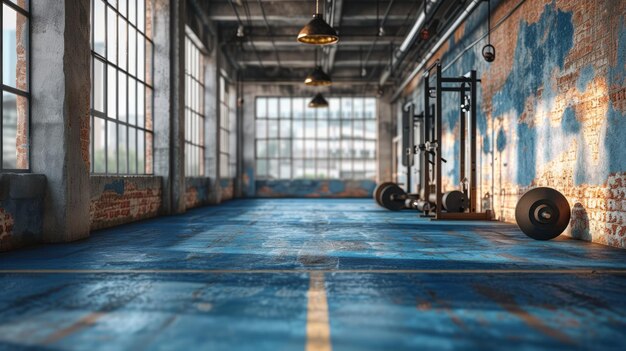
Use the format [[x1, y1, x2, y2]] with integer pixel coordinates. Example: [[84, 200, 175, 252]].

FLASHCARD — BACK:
[[401, 0, 626, 247]]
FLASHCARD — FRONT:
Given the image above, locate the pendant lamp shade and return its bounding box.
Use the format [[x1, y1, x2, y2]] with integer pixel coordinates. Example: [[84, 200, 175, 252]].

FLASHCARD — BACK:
[[308, 93, 329, 108], [297, 1, 338, 45], [304, 66, 332, 86]]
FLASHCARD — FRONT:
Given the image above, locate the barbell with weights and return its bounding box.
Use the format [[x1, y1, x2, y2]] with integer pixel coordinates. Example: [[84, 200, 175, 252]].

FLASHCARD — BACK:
[[375, 182, 467, 213]]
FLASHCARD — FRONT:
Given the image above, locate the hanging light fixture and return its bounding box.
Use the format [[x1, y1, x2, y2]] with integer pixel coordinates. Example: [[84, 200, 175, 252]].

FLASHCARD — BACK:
[[308, 93, 329, 108], [305, 66, 332, 86], [305, 48, 332, 86], [297, 0, 339, 45], [482, 0, 496, 62]]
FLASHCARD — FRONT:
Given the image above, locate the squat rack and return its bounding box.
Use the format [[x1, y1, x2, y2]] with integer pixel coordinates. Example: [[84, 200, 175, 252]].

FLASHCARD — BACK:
[[422, 61, 490, 220]]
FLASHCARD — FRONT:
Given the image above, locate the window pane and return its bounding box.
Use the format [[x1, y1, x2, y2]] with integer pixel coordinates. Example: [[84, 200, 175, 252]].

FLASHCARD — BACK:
[[137, 83, 145, 128], [2, 4, 28, 91], [107, 120, 117, 173], [107, 65, 117, 118], [118, 124, 128, 173], [2, 92, 28, 169], [118, 19, 127, 71], [137, 130, 146, 173], [128, 78, 136, 125], [280, 119, 291, 138], [128, 127, 137, 173], [267, 98, 278, 117], [118, 71, 127, 122], [138, 0, 145, 32], [128, 26, 137, 76], [128, 0, 137, 25], [93, 0, 105, 56], [119, 0, 128, 17], [256, 98, 266, 118], [92, 59, 105, 112], [93, 117, 106, 173], [279, 98, 290, 118], [107, 8, 117, 64]]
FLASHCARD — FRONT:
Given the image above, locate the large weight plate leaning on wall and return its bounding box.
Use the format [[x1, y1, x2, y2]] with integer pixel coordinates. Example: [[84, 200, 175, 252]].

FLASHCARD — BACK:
[[374, 182, 396, 206], [380, 184, 406, 211], [515, 187, 571, 240]]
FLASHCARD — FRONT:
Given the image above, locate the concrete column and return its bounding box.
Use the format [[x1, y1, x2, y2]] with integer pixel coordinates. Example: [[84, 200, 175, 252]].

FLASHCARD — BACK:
[[30, 0, 91, 242], [153, 0, 186, 214], [203, 38, 219, 204], [377, 97, 395, 183]]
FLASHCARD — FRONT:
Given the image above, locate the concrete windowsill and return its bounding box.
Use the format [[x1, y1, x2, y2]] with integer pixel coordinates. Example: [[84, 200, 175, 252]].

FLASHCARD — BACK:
[[0, 173, 46, 200]]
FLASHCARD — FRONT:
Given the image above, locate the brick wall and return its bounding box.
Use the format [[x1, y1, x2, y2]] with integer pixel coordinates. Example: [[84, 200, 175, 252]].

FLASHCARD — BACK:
[[404, 0, 626, 248], [185, 177, 212, 209], [90, 176, 162, 230]]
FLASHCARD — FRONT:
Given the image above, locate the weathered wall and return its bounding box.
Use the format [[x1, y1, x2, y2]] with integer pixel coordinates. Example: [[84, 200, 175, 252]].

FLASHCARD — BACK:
[[242, 83, 392, 198], [0, 174, 46, 251], [90, 176, 162, 230], [185, 177, 212, 209], [402, 0, 626, 248]]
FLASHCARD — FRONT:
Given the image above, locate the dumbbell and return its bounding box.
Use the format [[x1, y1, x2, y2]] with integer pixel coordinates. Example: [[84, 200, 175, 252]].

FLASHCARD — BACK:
[[515, 187, 571, 240]]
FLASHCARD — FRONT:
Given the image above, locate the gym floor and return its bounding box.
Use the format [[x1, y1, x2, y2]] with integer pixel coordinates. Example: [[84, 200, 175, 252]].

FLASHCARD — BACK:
[[1, 199, 625, 350]]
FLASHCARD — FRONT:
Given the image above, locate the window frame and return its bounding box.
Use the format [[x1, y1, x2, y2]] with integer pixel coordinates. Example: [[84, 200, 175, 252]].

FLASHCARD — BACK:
[[219, 73, 232, 179], [1, 0, 31, 172], [90, 0, 154, 175], [254, 96, 378, 181], [184, 30, 206, 177]]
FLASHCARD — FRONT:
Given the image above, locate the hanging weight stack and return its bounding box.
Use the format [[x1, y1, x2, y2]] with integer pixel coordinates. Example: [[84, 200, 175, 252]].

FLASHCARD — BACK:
[[515, 187, 571, 240]]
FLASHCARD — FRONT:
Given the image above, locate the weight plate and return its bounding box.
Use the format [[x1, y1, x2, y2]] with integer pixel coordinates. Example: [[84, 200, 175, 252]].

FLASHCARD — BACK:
[[442, 190, 467, 213], [380, 184, 406, 211], [373, 182, 395, 206], [515, 187, 571, 240]]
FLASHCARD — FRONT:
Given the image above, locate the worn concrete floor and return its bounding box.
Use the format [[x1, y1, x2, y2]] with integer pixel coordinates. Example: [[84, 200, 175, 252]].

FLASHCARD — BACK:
[[1, 199, 625, 350]]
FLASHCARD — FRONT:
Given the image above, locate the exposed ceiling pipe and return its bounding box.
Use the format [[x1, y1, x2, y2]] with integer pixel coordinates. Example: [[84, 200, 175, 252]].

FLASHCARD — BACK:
[[361, 0, 396, 74], [390, 0, 482, 101], [378, 0, 438, 87]]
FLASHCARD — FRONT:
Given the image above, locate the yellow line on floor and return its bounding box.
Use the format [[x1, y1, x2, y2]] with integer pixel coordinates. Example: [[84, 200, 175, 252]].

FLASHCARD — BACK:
[[0, 269, 625, 274], [306, 271, 332, 351], [43, 311, 106, 344]]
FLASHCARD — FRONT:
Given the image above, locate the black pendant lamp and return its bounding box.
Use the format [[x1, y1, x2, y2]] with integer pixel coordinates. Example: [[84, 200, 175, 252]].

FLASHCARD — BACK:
[[297, 0, 339, 45], [305, 66, 332, 86], [305, 49, 332, 86], [308, 93, 329, 108]]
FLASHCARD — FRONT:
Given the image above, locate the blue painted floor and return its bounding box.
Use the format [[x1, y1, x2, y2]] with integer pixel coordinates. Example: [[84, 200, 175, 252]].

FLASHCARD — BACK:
[[1, 199, 625, 350]]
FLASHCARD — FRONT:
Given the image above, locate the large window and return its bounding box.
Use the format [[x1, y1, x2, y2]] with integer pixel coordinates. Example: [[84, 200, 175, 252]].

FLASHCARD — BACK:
[[219, 74, 231, 178], [255, 97, 377, 180], [90, 0, 153, 174], [1, 0, 29, 171], [184, 33, 205, 176]]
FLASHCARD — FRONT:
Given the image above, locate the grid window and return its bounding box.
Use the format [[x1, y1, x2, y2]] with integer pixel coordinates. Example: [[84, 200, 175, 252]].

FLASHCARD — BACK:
[[219, 75, 231, 178], [90, 0, 153, 174], [1, 1, 29, 171], [255, 97, 377, 180], [184, 33, 205, 176]]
